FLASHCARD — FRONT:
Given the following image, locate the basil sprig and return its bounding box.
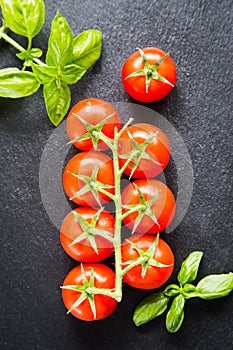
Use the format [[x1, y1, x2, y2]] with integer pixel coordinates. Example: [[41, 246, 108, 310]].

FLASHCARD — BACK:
[[0, 0, 102, 126], [133, 251, 233, 333]]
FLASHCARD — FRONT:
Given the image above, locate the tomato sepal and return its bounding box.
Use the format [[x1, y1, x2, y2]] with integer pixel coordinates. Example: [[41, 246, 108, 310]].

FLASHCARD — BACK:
[[67, 111, 115, 150], [67, 164, 115, 206], [122, 234, 173, 278], [125, 48, 174, 93], [69, 209, 114, 254], [119, 129, 162, 179], [122, 183, 161, 233], [61, 264, 119, 319]]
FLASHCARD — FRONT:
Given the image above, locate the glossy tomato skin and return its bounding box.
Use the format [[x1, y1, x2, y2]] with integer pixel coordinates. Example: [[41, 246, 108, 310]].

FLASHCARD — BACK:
[[60, 207, 115, 262], [63, 151, 114, 206], [122, 179, 176, 234], [66, 98, 121, 150], [122, 234, 174, 289], [118, 123, 170, 178], [62, 264, 118, 321], [122, 47, 176, 102]]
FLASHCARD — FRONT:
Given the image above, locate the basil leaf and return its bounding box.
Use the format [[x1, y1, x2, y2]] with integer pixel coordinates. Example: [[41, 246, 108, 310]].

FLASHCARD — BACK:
[[73, 29, 102, 69], [196, 273, 233, 300], [31, 63, 58, 84], [61, 64, 86, 84], [166, 294, 185, 333], [46, 12, 74, 68], [0, 67, 19, 74], [43, 79, 70, 126], [0, 69, 40, 98], [178, 251, 203, 286], [164, 284, 180, 297], [16, 48, 43, 61], [133, 292, 170, 326], [181, 284, 197, 299], [1, 0, 45, 38]]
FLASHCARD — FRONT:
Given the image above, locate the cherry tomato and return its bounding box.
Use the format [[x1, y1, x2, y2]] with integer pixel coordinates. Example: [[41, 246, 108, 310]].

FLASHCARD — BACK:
[[118, 123, 170, 178], [122, 47, 176, 102], [63, 151, 114, 207], [122, 234, 174, 289], [122, 179, 176, 234], [60, 207, 115, 262], [66, 98, 121, 151], [62, 264, 118, 321]]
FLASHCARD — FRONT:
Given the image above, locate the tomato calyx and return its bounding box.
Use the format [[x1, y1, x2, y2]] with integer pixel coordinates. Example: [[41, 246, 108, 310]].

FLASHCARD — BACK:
[[70, 209, 114, 254], [125, 48, 174, 93], [122, 234, 172, 278], [67, 164, 115, 206], [67, 112, 115, 150], [122, 183, 161, 233], [61, 264, 117, 318], [119, 130, 162, 179]]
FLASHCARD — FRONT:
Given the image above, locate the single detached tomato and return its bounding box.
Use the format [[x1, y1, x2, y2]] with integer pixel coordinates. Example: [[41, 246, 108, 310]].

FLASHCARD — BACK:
[[60, 207, 115, 262], [121, 234, 174, 289], [118, 123, 170, 178], [62, 264, 118, 321], [66, 98, 121, 151], [122, 47, 176, 102], [122, 179, 176, 234], [63, 151, 114, 207]]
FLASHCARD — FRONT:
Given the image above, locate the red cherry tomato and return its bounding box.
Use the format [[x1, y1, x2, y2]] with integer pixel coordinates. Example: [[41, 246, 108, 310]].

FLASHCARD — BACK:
[[60, 207, 115, 262], [122, 234, 174, 289], [122, 179, 176, 234], [62, 264, 118, 321], [118, 123, 170, 178], [122, 47, 176, 102], [66, 98, 121, 151], [63, 151, 114, 207]]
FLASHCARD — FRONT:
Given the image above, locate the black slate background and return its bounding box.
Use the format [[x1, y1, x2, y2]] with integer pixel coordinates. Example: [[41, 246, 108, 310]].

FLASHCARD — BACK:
[[0, 0, 233, 349]]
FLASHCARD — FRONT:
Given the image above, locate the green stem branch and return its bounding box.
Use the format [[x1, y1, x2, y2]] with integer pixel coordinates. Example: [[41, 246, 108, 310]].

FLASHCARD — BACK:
[[98, 188, 116, 201], [0, 29, 45, 66], [121, 257, 145, 276]]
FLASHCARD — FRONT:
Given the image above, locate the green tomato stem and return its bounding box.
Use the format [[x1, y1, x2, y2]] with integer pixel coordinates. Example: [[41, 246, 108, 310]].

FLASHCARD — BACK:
[[121, 257, 146, 276], [85, 123, 142, 302], [98, 187, 116, 201], [112, 130, 124, 300], [120, 206, 141, 221]]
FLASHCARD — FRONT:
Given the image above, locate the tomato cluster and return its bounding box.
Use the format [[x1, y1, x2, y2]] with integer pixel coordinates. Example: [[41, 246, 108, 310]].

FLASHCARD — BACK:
[[60, 97, 176, 321]]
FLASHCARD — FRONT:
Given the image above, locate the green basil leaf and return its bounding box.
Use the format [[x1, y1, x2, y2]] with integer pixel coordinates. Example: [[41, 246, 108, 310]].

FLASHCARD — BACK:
[[1, 0, 45, 38], [0, 69, 40, 98], [164, 284, 180, 297], [73, 29, 102, 69], [31, 63, 58, 84], [43, 79, 70, 126], [178, 251, 203, 286], [16, 48, 43, 61], [0, 67, 19, 74], [196, 273, 233, 300], [181, 284, 197, 299], [166, 294, 185, 333], [61, 64, 86, 84], [133, 292, 170, 326], [46, 12, 74, 68]]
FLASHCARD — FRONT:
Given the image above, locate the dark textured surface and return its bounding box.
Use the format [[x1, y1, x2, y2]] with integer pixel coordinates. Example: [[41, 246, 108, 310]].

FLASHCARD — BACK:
[[0, 0, 233, 349]]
